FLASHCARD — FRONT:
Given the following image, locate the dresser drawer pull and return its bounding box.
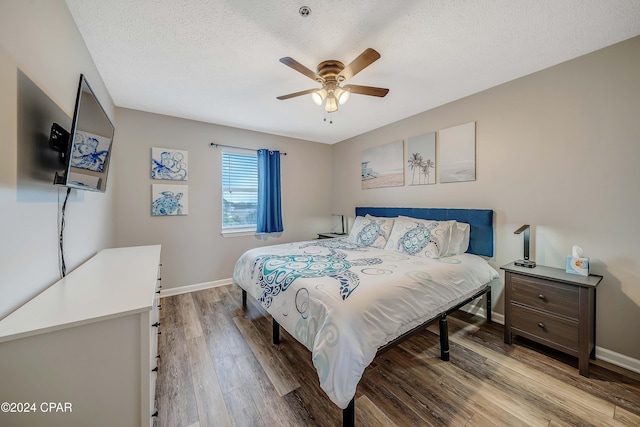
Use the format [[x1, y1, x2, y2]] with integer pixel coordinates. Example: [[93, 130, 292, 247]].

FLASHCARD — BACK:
[[152, 410, 158, 417], [152, 366, 158, 373], [538, 294, 545, 300], [538, 322, 545, 329], [152, 322, 161, 327], [156, 290, 161, 294]]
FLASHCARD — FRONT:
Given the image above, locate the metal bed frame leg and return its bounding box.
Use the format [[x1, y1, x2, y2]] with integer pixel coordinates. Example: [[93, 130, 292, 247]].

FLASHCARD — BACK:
[[343, 398, 355, 427], [242, 289, 247, 307], [486, 288, 492, 323], [272, 318, 280, 345], [439, 315, 450, 361]]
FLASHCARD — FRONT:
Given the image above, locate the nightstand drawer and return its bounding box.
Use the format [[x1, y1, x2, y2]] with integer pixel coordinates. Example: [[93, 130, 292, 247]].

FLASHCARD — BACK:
[[511, 275, 579, 319], [502, 263, 602, 377], [511, 304, 579, 351]]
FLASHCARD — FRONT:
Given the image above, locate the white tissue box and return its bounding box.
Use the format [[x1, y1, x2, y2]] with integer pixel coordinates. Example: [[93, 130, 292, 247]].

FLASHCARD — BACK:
[[566, 256, 589, 276]]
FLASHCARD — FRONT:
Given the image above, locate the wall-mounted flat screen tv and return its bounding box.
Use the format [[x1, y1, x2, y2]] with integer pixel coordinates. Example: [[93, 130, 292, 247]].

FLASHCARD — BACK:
[[52, 74, 114, 192]]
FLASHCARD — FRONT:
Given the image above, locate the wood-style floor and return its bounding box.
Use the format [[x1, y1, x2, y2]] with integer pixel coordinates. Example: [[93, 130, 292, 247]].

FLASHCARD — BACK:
[[154, 285, 640, 427]]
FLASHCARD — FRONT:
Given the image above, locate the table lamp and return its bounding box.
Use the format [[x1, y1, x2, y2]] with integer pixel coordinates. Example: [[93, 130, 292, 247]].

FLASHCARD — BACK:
[[332, 214, 346, 235], [514, 224, 536, 268]]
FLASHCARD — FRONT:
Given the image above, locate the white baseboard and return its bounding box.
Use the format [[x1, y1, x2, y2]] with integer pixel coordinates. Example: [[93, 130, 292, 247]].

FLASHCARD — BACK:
[[159, 278, 231, 298], [490, 312, 505, 325], [460, 301, 505, 325], [596, 346, 640, 374], [461, 302, 640, 374], [164, 282, 639, 375]]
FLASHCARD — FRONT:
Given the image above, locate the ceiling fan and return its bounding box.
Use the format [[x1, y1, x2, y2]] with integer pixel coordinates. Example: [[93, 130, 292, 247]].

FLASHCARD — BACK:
[[276, 48, 389, 113]]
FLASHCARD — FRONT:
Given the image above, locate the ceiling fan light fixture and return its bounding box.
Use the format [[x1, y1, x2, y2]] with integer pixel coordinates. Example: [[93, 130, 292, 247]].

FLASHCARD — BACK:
[[311, 88, 326, 106], [336, 87, 351, 105], [277, 48, 388, 118], [324, 94, 338, 113]]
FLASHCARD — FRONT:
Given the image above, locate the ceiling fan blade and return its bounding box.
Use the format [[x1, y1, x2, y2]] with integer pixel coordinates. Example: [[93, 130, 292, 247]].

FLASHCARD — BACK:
[[279, 57, 321, 82], [339, 48, 381, 81], [277, 88, 318, 100], [343, 84, 389, 97]]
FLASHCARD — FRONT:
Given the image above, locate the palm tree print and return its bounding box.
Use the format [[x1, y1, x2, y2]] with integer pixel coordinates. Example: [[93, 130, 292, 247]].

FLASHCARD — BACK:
[[422, 159, 435, 184], [408, 153, 424, 185], [408, 153, 435, 184]]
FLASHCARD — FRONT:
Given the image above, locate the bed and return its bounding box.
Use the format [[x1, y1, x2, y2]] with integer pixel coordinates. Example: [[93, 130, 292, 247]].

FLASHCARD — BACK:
[[232, 207, 499, 426]]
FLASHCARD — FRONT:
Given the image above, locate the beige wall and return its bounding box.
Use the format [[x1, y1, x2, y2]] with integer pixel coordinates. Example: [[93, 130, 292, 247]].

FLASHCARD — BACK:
[[2, 0, 638, 370], [0, 0, 115, 319], [332, 37, 640, 363], [113, 108, 333, 290]]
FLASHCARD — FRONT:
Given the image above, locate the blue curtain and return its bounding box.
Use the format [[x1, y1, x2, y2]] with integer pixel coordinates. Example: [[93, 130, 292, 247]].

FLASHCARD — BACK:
[[257, 149, 283, 233]]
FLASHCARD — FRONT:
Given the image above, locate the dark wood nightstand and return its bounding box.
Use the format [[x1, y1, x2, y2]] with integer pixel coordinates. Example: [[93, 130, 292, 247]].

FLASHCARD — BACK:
[[317, 233, 346, 239], [501, 262, 602, 377]]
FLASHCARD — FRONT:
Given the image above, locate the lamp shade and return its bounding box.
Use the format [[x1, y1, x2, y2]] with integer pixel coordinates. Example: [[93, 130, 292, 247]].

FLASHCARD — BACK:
[[337, 87, 351, 105], [324, 94, 338, 113], [311, 88, 326, 106]]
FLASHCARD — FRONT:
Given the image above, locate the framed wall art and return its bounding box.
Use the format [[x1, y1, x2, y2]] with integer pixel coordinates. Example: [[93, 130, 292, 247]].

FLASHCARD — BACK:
[[151, 147, 188, 180], [438, 121, 476, 183], [406, 131, 436, 185], [361, 140, 404, 190], [151, 184, 188, 216]]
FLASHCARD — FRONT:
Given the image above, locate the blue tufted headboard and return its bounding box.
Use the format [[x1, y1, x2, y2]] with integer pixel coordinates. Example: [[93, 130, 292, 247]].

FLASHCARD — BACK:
[[355, 207, 494, 257]]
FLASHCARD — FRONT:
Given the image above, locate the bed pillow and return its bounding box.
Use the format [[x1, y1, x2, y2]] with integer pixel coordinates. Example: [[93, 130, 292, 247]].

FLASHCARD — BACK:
[[347, 215, 394, 248], [385, 217, 453, 258], [397, 216, 456, 256], [445, 221, 470, 256], [365, 215, 395, 246]]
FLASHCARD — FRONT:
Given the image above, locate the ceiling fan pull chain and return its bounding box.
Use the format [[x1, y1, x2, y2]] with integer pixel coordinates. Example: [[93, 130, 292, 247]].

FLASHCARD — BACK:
[[323, 112, 333, 124]]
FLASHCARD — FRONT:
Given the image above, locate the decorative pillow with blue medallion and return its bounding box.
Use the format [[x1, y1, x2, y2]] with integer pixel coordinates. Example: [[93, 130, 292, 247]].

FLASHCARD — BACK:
[[346, 215, 395, 248], [385, 217, 454, 258]]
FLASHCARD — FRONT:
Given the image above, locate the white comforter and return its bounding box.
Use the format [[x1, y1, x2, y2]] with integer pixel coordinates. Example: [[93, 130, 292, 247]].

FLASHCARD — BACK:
[[232, 238, 499, 409]]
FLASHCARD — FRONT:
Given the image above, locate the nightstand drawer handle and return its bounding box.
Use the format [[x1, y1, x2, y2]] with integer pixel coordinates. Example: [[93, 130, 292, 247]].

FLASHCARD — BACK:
[[538, 322, 545, 329], [538, 294, 545, 300]]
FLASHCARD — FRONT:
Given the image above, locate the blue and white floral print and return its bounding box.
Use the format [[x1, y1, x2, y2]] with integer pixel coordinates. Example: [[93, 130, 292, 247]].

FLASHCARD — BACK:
[[151, 147, 188, 180], [70, 131, 110, 172]]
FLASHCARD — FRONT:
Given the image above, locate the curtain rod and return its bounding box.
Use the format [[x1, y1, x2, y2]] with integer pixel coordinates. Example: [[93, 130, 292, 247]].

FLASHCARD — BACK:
[[209, 142, 287, 155]]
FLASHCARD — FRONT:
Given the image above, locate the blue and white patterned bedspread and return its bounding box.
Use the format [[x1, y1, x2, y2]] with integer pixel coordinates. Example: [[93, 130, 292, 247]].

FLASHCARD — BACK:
[[232, 238, 499, 409]]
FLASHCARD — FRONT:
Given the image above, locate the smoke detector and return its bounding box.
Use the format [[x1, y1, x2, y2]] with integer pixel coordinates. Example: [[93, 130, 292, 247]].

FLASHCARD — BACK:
[[299, 6, 311, 17]]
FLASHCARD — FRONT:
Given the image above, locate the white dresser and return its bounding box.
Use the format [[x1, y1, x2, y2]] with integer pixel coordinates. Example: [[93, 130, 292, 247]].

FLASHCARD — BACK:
[[0, 245, 162, 427]]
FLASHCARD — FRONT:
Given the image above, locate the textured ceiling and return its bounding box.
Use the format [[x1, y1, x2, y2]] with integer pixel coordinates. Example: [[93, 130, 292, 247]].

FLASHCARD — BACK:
[[65, 0, 640, 144]]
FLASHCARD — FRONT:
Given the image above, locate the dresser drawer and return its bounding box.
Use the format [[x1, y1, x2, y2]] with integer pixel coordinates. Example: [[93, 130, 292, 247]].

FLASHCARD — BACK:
[[511, 274, 579, 320], [511, 304, 579, 351]]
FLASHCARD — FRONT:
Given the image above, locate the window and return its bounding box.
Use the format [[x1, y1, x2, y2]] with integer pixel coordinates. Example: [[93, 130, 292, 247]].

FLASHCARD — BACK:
[[222, 151, 258, 232]]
